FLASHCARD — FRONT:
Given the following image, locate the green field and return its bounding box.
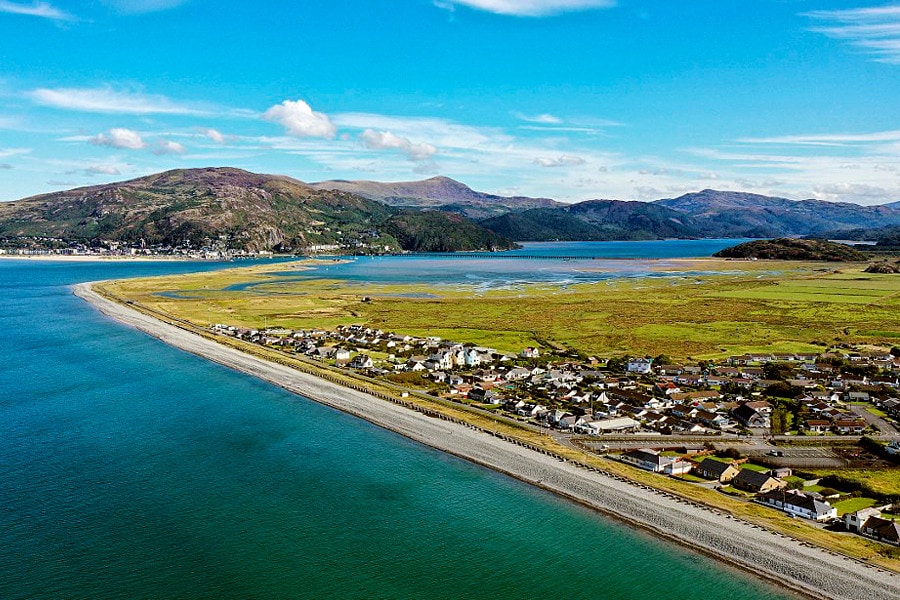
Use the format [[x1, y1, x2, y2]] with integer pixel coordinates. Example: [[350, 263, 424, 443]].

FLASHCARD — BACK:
[[99, 258, 900, 360]]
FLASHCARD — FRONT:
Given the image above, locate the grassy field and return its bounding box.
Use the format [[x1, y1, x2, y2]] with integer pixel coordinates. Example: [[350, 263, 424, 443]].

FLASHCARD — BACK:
[[101, 258, 900, 360], [808, 468, 900, 499]]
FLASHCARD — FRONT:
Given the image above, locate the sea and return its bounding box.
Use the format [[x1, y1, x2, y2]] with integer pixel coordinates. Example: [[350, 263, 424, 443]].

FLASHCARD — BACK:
[[0, 241, 792, 600]]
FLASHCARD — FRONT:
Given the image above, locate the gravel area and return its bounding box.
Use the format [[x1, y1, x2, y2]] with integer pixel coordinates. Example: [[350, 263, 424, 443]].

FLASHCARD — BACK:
[[74, 282, 900, 600]]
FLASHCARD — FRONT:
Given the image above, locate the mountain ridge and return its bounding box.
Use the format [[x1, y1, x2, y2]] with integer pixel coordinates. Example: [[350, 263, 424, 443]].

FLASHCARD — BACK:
[[0, 167, 516, 253]]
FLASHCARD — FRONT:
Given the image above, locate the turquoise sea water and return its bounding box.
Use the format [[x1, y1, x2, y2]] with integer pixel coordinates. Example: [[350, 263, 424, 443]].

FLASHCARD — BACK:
[[0, 245, 792, 599]]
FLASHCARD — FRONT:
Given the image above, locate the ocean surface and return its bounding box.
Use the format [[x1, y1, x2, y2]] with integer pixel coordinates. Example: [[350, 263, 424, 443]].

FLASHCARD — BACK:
[[0, 243, 791, 599]]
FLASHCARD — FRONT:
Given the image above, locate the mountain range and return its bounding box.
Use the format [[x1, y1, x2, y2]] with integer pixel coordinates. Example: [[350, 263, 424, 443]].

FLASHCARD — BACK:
[[0, 168, 516, 253], [1, 167, 899, 252]]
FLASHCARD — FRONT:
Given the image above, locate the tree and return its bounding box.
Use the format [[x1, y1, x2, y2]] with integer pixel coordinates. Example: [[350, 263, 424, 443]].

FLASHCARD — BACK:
[[771, 408, 790, 435]]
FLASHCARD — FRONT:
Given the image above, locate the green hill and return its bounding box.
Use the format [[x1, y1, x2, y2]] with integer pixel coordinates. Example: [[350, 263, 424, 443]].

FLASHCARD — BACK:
[[713, 238, 868, 261], [0, 168, 514, 254]]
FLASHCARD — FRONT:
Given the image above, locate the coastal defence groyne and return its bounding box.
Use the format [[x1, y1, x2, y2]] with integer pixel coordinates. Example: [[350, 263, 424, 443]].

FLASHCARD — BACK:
[[73, 282, 899, 600]]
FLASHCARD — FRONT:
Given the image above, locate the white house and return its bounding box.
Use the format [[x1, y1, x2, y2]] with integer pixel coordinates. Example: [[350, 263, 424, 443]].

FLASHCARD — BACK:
[[758, 489, 837, 521], [627, 358, 653, 374]]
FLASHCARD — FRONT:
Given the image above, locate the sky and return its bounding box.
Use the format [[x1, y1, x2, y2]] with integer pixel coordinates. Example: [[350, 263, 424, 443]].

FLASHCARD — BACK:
[[1, 0, 900, 205]]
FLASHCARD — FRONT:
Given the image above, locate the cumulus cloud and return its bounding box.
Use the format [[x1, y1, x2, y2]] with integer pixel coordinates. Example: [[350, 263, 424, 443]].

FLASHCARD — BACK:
[[153, 139, 186, 155], [805, 5, 900, 64], [534, 154, 586, 167], [263, 99, 336, 139], [29, 86, 202, 115], [0, 1, 74, 21], [90, 128, 145, 150], [436, 0, 616, 17], [84, 164, 121, 176], [359, 129, 437, 161]]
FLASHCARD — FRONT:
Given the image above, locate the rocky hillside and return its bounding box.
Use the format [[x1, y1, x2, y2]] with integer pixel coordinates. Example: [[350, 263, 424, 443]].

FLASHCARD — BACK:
[[311, 176, 561, 219], [713, 238, 868, 261], [655, 190, 900, 238], [0, 168, 514, 253], [479, 200, 702, 241]]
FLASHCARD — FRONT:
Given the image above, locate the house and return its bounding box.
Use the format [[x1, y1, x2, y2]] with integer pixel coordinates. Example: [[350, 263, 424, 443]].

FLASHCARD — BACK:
[[588, 417, 641, 433], [757, 489, 837, 521], [834, 418, 867, 435], [620, 448, 672, 473], [468, 387, 498, 404], [695, 458, 740, 483], [349, 354, 373, 369], [464, 348, 482, 367], [805, 419, 830, 433], [334, 348, 351, 361], [664, 458, 693, 476], [520, 347, 540, 359], [731, 403, 770, 428], [859, 515, 900, 545], [845, 507, 882, 532], [732, 469, 785, 494], [626, 358, 653, 374]]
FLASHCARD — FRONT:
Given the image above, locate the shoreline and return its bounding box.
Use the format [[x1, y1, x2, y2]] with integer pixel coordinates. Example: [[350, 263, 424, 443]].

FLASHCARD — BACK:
[[73, 281, 899, 600]]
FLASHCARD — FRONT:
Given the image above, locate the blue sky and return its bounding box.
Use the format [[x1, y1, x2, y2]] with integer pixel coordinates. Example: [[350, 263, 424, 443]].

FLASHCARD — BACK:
[[1, 0, 900, 204]]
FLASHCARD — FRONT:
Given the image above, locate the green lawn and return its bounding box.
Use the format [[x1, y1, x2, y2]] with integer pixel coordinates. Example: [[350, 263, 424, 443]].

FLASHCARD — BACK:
[[833, 497, 879, 516], [740, 463, 771, 473]]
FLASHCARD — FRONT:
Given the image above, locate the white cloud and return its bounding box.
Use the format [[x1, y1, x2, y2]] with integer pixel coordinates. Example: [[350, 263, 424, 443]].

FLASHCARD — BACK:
[[359, 129, 437, 161], [84, 164, 121, 176], [534, 154, 586, 167], [806, 5, 900, 64], [90, 128, 145, 150], [436, 0, 615, 17], [0, 1, 74, 21], [153, 139, 186, 155], [202, 128, 225, 143], [515, 112, 563, 124], [738, 129, 900, 146], [263, 99, 336, 139], [28, 86, 203, 115], [0, 147, 31, 158]]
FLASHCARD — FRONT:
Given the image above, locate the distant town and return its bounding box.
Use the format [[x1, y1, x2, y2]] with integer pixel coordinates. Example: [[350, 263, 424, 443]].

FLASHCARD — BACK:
[[210, 320, 900, 547]]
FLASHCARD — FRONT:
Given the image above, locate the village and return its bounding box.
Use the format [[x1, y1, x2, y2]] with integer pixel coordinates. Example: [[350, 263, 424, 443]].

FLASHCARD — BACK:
[[210, 320, 900, 547]]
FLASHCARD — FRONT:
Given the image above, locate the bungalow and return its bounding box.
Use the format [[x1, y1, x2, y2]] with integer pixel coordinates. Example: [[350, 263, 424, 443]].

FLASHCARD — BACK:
[[620, 448, 672, 473], [695, 458, 740, 483], [732, 469, 785, 494], [504, 367, 532, 381], [834, 418, 867, 435], [805, 419, 831, 433], [334, 348, 351, 361], [588, 417, 641, 433], [520, 347, 540, 359]]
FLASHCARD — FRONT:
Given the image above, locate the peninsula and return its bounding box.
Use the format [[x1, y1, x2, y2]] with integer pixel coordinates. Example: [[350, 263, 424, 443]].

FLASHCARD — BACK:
[[75, 264, 900, 600]]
